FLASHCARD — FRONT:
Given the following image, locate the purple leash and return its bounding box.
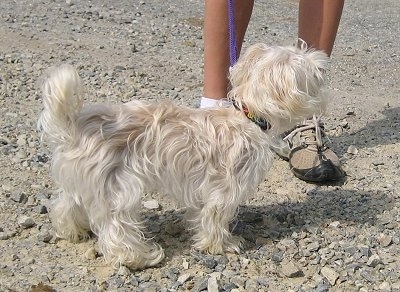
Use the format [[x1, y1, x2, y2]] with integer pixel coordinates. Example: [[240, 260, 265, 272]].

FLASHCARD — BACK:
[[228, 0, 238, 67]]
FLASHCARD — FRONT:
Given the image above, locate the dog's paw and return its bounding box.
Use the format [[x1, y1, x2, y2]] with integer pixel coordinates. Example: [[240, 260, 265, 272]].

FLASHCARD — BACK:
[[194, 235, 244, 255], [223, 235, 244, 254], [55, 228, 91, 243], [110, 244, 165, 271]]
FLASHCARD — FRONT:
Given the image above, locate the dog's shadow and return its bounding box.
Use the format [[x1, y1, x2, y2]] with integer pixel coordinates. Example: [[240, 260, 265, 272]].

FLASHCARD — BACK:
[[144, 187, 393, 265]]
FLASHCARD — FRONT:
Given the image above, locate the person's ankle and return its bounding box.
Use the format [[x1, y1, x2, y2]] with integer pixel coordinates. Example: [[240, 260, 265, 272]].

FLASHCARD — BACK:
[[200, 97, 221, 109]]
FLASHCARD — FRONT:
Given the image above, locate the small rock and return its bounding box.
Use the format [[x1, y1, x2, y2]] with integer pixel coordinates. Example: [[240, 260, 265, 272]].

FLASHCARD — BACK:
[[360, 269, 379, 283], [281, 261, 303, 278], [378, 234, 392, 247], [26, 195, 36, 206], [315, 279, 330, 292], [164, 267, 178, 281], [305, 225, 319, 234], [108, 276, 125, 289], [222, 269, 237, 278], [358, 244, 372, 257], [114, 65, 126, 72], [347, 145, 358, 155], [143, 199, 160, 210], [366, 254, 382, 267], [329, 221, 341, 228], [271, 250, 284, 262], [191, 276, 208, 292], [182, 258, 189, 269], [84, 247, 97, 260], [201, 256, 217, 269], [18, 216, 35, 228], [320, 267, 339, 285], [307, 241, 320, 252], [371, 160, 384, 166], [378, 281, 392, 292], [0, 232, 9, 240], [165, 221, 182, 236], [37, 230, 52, 242], [340, 119, 349, 128], [231, 275, 245, 287], [207, 275, 219, 292], [36, 205, 48, 214], [177, 273, 191, 284], [10, 191, 28, 203], [344, 245, 358, 256], [223, 284, 239, 291]]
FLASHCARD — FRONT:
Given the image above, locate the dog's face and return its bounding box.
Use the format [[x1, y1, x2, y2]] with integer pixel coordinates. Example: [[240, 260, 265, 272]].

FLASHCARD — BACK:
[[228, 43, 329, 132]]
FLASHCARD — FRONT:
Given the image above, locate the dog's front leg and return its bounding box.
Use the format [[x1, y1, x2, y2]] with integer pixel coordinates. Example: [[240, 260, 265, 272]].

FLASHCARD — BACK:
[[190, 194, 244, 254]]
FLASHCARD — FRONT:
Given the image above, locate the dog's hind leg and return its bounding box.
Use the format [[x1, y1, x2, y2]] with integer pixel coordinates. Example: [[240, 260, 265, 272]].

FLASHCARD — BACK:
[[93, 174, 165, 270], [50, 191, 90, 242]]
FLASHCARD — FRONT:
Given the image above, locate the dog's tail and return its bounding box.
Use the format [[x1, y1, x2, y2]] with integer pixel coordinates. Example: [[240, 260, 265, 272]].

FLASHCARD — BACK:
[[38, 64, 83, 144]]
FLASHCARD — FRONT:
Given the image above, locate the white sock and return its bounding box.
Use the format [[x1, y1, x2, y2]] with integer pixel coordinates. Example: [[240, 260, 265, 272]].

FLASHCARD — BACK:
[[200, 97, 220, 109]]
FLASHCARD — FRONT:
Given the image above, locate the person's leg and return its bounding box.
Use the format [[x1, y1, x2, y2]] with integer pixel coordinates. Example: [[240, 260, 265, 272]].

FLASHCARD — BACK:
[[298, 0, 344, 56], [282, 0, 345, 182], [202, 0, 254, 107]]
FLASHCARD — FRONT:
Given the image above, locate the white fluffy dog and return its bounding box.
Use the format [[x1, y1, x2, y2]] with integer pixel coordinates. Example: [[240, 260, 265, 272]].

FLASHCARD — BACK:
[[38, 43, 328, 270]]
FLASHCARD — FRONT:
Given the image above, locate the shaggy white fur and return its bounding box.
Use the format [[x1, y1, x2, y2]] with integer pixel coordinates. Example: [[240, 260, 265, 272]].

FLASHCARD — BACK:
[[38, 44, 328, 270]]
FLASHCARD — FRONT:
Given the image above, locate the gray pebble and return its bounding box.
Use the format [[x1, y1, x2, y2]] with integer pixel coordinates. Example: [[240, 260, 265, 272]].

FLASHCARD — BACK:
[[280, 261, 303, 278], [320, 267, 339, 286], [165, 221, 182, 236], [36, 204, 48, 214], [143, 199, 160, 210], [37, 230, 52, 242], [0, 232, 9, 240], [366, 254, 382, 267], [378, 234, 392, 247], [177, 272, 191, 284], [207, 275, 219, 292], [17, 215, 35, 228], [84, 247, 97, 260], [231, 275, 246, 288], [360, 268, 381, 283], [163, 267, 178, 282], [10, 191, 27, 203], [201, 256, 217, 269], [190, 276, 208, 292], [347, 145, 359, 155], [307, 241, 320, 252]]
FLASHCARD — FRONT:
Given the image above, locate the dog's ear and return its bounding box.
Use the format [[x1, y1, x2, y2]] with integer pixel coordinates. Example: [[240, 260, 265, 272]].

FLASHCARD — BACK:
[[297, 39, 329, 74], [305, 49, 329, 76], [228, 43, 269, 87]]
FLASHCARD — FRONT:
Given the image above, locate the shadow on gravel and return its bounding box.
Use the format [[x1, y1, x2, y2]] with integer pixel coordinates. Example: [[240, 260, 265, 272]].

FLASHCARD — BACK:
[[232, 188, 394, 250], [330, 106, 400, 156], [145, 188, 394, 262]]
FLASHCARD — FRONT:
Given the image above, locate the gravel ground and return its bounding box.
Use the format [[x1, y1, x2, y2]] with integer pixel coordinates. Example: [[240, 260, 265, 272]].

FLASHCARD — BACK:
[[0, 0, 399, 291]]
